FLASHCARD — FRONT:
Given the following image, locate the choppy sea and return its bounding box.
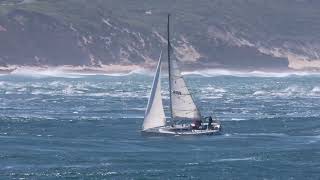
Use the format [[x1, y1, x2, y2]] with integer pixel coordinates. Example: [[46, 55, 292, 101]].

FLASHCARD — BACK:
[[0, 71, 320, 179]]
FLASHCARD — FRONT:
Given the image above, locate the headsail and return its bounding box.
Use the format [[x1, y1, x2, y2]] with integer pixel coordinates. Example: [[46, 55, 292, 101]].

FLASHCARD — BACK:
[[167, 14, 201, 121], [143, 51, 166, 130]]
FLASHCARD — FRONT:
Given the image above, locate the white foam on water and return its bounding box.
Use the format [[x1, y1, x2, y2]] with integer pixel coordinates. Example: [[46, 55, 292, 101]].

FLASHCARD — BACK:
[[235, 133, 287, 137], [185, 162, 199, 165], [5, 66, 320, 78], [4, 65, 152, 78], [311, 86, 320, 92], [222, 118, 250, 121], [212, 157, 260, 162], [202, 86, 227, 93], [231, 118, 247, 121], [252, 85, 320, 98], [309, 86, 320, 96], [183, 69, 320, 77], [31, 90, 49, 95], [87, 92, 112, 97], [253, 90, 267, 96], [10, 67, 84, 78], [102, 68, 153, 77], [131, 107, 146, 111]]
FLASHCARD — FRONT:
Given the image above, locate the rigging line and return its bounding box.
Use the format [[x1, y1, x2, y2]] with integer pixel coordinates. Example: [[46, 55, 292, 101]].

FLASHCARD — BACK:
[[167, 13, 173, 123]]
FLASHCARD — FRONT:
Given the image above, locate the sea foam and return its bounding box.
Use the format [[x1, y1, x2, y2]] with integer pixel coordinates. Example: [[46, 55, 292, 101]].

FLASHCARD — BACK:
[[182, 69, 320, 77], [3, 65, 320, 78]]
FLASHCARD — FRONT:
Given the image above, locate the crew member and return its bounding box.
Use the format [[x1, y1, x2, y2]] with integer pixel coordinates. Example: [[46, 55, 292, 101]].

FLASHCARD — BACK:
[[208, 116, 213, 128]]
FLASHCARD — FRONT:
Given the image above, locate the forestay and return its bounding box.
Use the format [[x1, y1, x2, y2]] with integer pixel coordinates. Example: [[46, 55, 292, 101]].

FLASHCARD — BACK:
[[143, 52, 166, 130]]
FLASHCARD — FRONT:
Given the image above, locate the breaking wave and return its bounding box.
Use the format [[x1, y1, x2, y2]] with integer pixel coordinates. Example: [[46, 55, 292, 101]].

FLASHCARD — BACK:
[[211, 157, 260, 162], [182, 69, 320, 77], [252, 86, 320, 97], [10, 67, 84, 78], [2, 65, 153, 78], [3, 65, 320, 78]]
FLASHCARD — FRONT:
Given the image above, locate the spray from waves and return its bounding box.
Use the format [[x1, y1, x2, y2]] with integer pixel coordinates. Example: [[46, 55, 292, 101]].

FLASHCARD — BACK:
[[211, 157, 261, 162], [3, 65, 320, 78], [3, 65, 154, 78], [311, 86, 320, 93], [233, 133, 288, 137], [202, 86, 227, 93], [9, 67, 85, 78], [100, 68, 154, 77], [182, 69, 320, 77], [252, 85, 320, 97]]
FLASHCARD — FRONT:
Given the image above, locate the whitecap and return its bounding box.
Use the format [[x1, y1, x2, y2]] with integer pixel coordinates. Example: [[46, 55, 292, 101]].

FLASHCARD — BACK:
[[182, 69, 320, 77], [212, 157, 260, 162], [185, 162, 199, 165], [31, 90, 51, 95], [235, 133, 287, 137], [88, 92, 111, 97], [222, 118, 250, 121], [202, 86, 227, 93], [231, 118, 246, 121], [311, 86, 320, 92], [253, 90, 267, 96], [309, 86, 320, 96], [10, 67, 84, 78]]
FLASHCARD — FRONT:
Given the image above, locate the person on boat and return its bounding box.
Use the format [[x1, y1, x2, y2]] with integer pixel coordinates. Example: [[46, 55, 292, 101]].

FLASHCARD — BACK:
[[208, 116, 213, 128], [191, 119, 202, 130]]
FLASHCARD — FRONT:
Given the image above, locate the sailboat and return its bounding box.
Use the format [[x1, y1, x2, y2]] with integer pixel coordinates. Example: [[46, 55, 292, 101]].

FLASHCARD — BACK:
[[142, 14, 222, 136]]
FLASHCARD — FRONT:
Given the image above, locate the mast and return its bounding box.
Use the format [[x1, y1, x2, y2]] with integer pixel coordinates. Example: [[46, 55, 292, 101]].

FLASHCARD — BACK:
[[167, 14, 173, 122], [166, 14, 201, 122]]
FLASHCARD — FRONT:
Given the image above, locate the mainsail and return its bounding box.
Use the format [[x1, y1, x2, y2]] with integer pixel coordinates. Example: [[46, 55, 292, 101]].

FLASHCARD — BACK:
[[169, 58, 201, 120], [143, 52, 166, 130], [167, 14, 201, 121]]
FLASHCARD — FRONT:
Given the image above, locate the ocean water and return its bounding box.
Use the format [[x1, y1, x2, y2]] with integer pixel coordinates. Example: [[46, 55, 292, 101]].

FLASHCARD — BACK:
[[0, 72, 320, 179]]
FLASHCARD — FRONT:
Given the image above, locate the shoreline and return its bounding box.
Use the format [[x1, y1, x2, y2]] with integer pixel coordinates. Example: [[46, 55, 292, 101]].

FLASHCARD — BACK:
[[1, 65, 320, 77]]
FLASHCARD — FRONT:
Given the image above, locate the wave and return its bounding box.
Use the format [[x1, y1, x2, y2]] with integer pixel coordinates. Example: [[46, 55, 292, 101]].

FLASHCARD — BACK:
[[2, 65, 152, 78], [311, 86, 320, 93], [211, 157, 260, 162], [182, 69, 320, 77], [10, 67, 84, 78], [253, 90, 267, 95], [230, 118, 247, 121], [252, 86, 320, 97], [2, 65, 320, 78], [101, 68, 153, 77], [202, 86, 227, 93], [233, 133, 287, 137]]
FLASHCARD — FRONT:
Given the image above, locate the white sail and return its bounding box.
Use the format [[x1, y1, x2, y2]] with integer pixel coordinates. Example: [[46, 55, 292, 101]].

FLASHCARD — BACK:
[[169, 58, 201, 121], [143, 52, 166, 130]]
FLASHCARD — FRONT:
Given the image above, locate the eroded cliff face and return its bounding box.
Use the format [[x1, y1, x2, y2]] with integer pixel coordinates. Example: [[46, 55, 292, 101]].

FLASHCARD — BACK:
[[0, 8, 163, 68], [2, 0, 320, 72]]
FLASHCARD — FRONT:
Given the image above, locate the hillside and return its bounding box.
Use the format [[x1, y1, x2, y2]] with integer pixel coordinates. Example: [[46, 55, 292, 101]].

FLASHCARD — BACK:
[[1, 0, 320, 72]]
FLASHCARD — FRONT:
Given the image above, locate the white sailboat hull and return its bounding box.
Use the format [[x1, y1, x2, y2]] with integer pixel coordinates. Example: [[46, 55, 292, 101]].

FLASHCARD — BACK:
[[142, 125, 222, 136]]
